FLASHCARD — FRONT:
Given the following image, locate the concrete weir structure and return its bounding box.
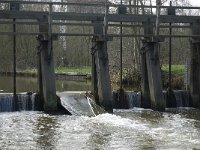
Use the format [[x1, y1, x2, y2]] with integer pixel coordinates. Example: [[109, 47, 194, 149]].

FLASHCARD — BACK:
[[0, 1, 200, 112]]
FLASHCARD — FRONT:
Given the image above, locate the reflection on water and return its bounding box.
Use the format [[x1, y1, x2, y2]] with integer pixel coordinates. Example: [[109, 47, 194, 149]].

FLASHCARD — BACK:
[[0, 109, 200, 149], [0, 76, 135, 93], [0, 76, 91, 93]]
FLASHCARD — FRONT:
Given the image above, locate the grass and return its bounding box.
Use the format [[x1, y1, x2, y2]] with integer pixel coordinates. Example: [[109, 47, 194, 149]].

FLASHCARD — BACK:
[[14, 65, 185, 77], [55, 67, 91, 75], [16, 67, 92, 75], [161, 65, 185, 76], [18, 69, 37, 74]]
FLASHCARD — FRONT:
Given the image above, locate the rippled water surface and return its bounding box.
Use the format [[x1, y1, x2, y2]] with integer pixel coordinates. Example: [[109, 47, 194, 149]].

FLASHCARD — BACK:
[[0, 109, 200, 150]]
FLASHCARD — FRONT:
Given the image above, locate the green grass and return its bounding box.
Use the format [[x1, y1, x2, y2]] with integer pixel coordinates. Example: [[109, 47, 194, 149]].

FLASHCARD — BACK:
[[17, 65, 185, 77], [161, 65, 185, 76], [16, 67, 92, 75], [17, 69, 37, 75], [55, 67, 91, 75]]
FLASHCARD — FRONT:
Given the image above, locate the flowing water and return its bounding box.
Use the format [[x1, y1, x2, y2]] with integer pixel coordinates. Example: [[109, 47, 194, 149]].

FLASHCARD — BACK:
[[0, 109, 200, 149], [1, 76, 200, 149]]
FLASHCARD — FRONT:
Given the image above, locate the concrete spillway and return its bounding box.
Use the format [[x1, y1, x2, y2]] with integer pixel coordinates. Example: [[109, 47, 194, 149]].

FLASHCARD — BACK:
[[57, 92, 106, 117], [0, 90, 192, 114], [0, 92, 106, 116]]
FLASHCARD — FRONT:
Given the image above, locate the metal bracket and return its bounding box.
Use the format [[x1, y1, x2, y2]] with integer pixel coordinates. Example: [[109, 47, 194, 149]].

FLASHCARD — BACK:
[[142, 36, 165, 43], [36, 34, 49, 41], [93, 35, 113, 42]]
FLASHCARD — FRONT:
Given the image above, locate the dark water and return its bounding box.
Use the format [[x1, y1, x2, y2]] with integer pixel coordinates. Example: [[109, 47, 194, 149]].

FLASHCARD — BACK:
[[0, 109, 200, 149]]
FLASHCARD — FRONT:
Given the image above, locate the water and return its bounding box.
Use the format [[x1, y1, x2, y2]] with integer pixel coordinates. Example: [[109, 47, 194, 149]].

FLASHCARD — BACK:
[[0, 76, 135, 93], [0, 76, 91, 93], [0, 109, 200, 149], [0, 94, 36, 112], [1, 76, 200, 149]]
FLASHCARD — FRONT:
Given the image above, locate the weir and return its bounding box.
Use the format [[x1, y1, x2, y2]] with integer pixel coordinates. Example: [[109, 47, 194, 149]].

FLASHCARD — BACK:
[[0, 1, 200, 112], [0, 93, 39, 112]]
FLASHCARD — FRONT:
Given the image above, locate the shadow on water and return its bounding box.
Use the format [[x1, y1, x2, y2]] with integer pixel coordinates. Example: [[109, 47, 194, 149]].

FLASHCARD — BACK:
[[33, 115, 59, 150]]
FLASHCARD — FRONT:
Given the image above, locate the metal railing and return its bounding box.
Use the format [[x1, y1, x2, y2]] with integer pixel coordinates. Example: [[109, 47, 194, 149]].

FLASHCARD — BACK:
[[0, 0, 199, 38]]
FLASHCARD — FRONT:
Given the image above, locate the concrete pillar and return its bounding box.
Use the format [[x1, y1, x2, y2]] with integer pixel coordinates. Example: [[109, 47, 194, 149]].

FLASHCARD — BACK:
[[141, 45, 151, 108], [142, 21, 166, 111], [36, 36, 44, 107], [141, 22, 152, 109], [38, 15, 57, 111], [93, 21, 113, 113], [91, 38, 99, 104], [190, 21, 200, 107]]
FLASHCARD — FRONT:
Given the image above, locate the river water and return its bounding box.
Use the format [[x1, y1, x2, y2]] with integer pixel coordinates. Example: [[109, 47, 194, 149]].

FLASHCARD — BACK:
[[1, 76, 200, 149], [0, 76, 91, 93], [0, 109, 200, 149]]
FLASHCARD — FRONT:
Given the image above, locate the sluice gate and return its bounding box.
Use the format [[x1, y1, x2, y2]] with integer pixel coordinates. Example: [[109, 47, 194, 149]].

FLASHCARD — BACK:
[[0, 1, 200, 112]]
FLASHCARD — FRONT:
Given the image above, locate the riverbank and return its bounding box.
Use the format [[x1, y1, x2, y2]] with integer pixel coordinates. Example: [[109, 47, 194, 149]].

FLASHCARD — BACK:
[[0, 65, 186, 89], [0, 67, 91, 80]]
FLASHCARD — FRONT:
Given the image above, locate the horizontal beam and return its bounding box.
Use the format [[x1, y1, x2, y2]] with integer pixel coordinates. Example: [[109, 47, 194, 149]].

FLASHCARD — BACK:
[[0, 20, 191, 28], [0, 32, 199, 38], [53, 12, 200, 23], [0, 10, 199, 24], [0, 10, 48, 20], [0, 0, 106, 7], [108, 14, 200, 23], [1, 1, 200, 10], [0, 21, 41, 25], [52, 12, 104, 21]]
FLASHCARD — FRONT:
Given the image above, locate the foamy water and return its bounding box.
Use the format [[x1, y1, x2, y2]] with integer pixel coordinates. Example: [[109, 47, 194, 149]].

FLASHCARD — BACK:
[[0, 109, 200, 149]]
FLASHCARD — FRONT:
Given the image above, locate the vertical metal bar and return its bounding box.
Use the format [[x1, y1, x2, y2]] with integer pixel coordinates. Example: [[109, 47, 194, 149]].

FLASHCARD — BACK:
[[13, 18, 17, 105], [120, 0, 123, 90], [48, 3, 53, 62], [169, 1, 172, 90], [155, 0, 161, 37]]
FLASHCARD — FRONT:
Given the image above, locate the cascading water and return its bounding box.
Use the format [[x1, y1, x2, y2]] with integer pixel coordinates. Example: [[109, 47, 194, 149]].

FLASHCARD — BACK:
[[0, 94, 13, 112], [18, 95, 29, 111], [0, 93, 37, 112], [31, 93, 36, 111], [126, 92, 141, 108], [113, 91, 141, 109], [173, 90, 190, 107]]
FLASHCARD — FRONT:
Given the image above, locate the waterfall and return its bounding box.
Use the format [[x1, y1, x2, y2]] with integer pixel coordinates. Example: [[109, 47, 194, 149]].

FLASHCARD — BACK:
[[173, 90, 190, 107], [113, 91, 141, 109], [126, 92, 141, 108], [31, 93, 36, 111], [0, 95, 13, 112], [17, 95, 29, 111], [0, 93, 37, 112]]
